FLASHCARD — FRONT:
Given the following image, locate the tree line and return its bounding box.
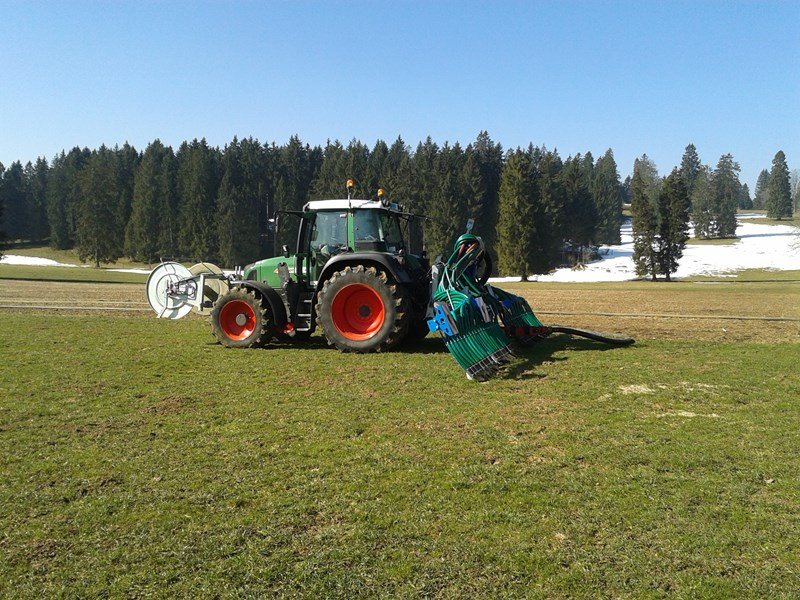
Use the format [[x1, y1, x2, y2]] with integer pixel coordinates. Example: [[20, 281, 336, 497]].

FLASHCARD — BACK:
[[0, 134, 796, 278]]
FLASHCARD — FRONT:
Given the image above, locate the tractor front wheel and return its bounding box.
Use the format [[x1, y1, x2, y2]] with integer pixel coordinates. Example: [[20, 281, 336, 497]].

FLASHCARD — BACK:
[[316, 265, 409, 352], [211, 287, 272, 348]]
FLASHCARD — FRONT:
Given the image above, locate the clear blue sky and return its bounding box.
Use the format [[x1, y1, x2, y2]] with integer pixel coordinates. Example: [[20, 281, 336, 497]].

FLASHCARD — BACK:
[[1, 0, 798, 188]]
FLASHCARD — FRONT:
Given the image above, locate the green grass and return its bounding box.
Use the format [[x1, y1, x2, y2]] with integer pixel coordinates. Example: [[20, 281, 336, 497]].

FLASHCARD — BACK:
[[1, 309, 799, 597], [738, 212, 800, 226], [687, 236, 740, 245]]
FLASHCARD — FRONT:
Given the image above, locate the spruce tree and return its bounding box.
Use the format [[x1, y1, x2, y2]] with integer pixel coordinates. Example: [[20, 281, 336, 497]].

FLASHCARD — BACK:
[[76, 146, 123, 266], [24, 158, 50, 241], [691, 167, 713, 239], [177, 139, 221, 262], [46, 152, 71, 249], [497, 149, 535, 279], [766, 150, 792, 219], [561, 155, 597, 250], [125, 140, 176, 262], [738, 183, 752, 210], [531, 148, 565, 272], [216, 138, 261, 267], [1, 162, 27, 241], [311, 140, 347, 199], [631, 166, 658, 280], [620, 175, 632, 205], [470, 131, 503, 261], [425, 143, 468, 257], [711, 154, 740, 237], [64, 147, 92, 244], [115, 143, 139, 228], [679, 143, 702, 198], [656, 169, 690, 281], [592, 149, 623, 244], [274, 136, 313, 248], [0, 162, 5, 252], [753, 169, 769, 209]]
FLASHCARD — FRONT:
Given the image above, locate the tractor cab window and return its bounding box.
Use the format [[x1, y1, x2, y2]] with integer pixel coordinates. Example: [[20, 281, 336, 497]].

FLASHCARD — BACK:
[[310, 211, 348, 258], [379, 212, 405, 253], [354, 209, 405, 253]]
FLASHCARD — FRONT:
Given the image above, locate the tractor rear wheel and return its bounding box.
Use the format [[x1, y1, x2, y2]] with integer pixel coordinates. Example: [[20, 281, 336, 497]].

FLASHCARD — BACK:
[[316, 265, 409, 352], [211, 287, 272, 348]]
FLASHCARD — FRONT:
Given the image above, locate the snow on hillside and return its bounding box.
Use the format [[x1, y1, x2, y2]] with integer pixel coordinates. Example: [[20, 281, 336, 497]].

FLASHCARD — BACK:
[[490, 215, 799, 283], [0, 255, 78, 267]]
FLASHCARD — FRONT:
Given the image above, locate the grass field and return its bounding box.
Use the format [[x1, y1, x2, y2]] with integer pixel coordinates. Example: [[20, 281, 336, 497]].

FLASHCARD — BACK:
[[1, 274, 799, 597]]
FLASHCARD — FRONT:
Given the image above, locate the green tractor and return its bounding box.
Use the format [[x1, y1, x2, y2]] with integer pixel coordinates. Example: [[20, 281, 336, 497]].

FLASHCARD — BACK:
[[147, 182, 634, 379], [147, 186, 432, 353]]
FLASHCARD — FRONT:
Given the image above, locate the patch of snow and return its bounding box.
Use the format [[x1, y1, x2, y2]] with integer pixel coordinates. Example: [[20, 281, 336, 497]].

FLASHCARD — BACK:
[[107, 268, 153, 274], [0, 254, 79, 267], [489, 218, 799, 283]]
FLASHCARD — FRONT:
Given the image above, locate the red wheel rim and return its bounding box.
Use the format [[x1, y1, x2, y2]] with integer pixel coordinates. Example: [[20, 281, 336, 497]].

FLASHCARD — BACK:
[[219, 299, 257, 340], [331, 283, 386, 341]]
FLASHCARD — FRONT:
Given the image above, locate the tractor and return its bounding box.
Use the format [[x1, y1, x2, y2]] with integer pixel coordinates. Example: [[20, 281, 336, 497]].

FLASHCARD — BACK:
[[147, 181, 634, 380], [147, 183, 433, 353]]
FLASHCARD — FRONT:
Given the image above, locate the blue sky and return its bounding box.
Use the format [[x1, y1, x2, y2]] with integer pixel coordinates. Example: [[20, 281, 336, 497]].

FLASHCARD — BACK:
[[1, 1, 797, 188]]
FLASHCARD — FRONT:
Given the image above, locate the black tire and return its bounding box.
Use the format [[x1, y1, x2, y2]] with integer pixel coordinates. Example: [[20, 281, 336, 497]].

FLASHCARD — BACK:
[[211, 287, 272, 348], [316, 265, 409, 352]]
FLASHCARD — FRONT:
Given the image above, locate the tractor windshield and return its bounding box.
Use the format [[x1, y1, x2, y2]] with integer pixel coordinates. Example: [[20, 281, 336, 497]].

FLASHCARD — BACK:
[[354, 209, 406, 253]]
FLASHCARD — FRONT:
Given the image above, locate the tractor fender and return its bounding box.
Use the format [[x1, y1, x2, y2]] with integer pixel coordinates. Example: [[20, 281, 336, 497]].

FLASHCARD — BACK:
[[236, 281, 288, 327], [316, 253, 413, 290]]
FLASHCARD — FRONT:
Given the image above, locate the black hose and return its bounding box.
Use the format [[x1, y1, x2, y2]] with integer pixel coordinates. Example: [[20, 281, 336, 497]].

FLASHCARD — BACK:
[[549, 325, 635, 346]]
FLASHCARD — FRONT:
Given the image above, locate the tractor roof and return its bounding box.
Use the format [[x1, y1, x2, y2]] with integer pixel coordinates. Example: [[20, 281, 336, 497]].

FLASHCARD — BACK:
[[304, 199, 403, 212]]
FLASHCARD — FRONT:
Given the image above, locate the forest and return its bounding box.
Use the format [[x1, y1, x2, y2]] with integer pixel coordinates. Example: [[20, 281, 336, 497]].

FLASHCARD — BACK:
[[0, 132, 796, 277]]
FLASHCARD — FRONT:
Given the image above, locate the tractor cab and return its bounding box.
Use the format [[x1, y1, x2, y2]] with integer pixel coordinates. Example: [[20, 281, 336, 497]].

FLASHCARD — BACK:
[[297, 199, 410, 287]]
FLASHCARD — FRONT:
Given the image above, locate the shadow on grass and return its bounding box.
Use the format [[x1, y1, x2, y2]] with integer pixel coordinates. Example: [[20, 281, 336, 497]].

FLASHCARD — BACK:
[[205, 331, 635, 382], [504, 334, 633, 380]]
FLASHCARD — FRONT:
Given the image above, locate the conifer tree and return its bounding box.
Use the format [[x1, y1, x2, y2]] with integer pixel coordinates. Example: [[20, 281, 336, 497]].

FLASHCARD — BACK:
[[620, 175, 632, 205], [470, 131, 503, 261], [679, 143, 702, 198], [177, 139, 221, 262], [753, 169, 769, 209], [766, 150, 792, 219], [425, 143, 468, 257], [582, 151, 595, 189], [0, 162, 5, 252], [216, 138, 261, 266], [531, 148, 565, 272], [365, 139, 388, 197], [345, 139, 370, 198], [1, 162, 27, 242], [561, 155, 597, 249], [631, 166, 658, 280], [24, 158, 50, 241], [63, 147, 92, 244], [711, 154, 740, 237], [311, 140, 347, 199], [691, 167, 713, 239], [46, 152, 72, 249], [274, 136, 314, 248], [497, 149, 535, 279], [592, 149, 623, 244], [125, 140, 175, 262], [115, 143, 139, 227], [76, 146, 123, 266], [656, 169, 690, 281], [738, 183, 752, 210]]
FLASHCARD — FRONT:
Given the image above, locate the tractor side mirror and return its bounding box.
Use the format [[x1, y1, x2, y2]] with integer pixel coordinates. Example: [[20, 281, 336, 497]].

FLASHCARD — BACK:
[[282, 244, 289, 258]]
